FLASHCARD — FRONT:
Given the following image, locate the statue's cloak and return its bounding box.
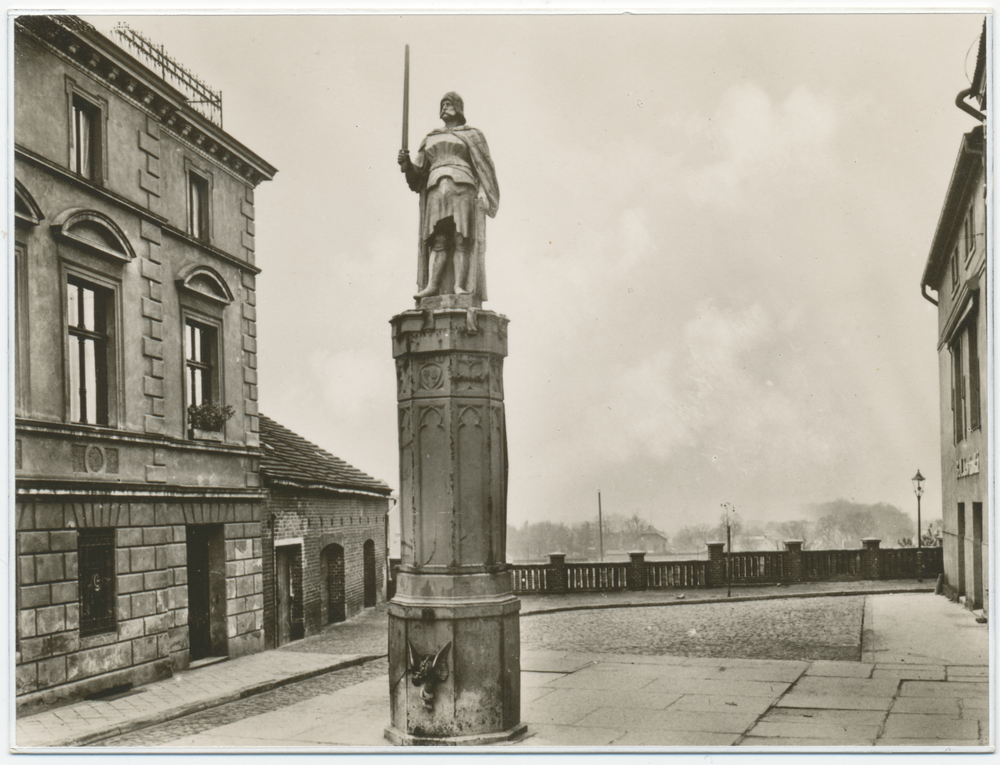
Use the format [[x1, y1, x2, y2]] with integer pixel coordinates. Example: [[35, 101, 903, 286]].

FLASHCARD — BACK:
[[413, 126, 499, 301]]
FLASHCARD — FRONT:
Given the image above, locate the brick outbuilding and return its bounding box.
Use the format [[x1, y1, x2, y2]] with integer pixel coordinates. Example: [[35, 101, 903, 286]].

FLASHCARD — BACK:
[[259, 415, 393, 649]]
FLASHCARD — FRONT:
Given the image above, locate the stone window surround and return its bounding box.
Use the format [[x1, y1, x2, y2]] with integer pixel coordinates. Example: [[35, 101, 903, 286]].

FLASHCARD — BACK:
[[60, 259, 124, 430], [64, 76, 108, 186], [944, 290, 980, 443], [179, 303, 226, 439], [184, 157, 214, 244]]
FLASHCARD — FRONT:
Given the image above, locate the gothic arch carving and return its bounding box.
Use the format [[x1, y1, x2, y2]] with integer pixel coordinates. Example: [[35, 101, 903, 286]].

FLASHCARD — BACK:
[[51, 208, 135, 263]]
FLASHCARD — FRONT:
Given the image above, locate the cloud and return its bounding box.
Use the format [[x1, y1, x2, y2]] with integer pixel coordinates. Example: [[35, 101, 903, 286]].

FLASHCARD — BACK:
[[680, 83, 840, 207]]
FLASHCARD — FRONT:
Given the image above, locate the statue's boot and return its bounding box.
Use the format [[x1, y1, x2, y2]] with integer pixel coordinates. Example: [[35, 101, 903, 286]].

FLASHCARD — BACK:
[[415, 250, 446, 298]]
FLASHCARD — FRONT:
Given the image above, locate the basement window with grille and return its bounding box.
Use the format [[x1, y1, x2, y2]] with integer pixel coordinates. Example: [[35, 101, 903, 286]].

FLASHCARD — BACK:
[[79, 529, 117, 636]]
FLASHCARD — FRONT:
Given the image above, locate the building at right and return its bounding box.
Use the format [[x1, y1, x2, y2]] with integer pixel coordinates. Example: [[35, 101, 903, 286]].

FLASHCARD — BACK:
[[920, 21, 988, 613]]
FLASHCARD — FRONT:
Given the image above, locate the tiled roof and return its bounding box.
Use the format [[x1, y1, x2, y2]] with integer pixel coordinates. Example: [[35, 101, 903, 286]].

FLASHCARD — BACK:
[[258, 414, 391, 496]]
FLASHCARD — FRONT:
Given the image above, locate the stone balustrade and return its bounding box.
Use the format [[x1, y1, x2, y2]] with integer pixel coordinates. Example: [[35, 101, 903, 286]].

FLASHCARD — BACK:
[[505, 541, 942, 595]]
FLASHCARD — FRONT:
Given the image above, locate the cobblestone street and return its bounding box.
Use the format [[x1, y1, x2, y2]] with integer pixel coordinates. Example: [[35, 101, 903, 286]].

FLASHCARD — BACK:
[[277, 604, 389, 656], [91, 593, 874, 745], [520, 596, 865, 661], [97, 658, 389, 747]]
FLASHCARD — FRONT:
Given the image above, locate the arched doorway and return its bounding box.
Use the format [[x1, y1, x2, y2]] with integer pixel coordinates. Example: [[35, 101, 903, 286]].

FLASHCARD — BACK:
[[363, 539, 377, 608], [321, 544, 345, 624]]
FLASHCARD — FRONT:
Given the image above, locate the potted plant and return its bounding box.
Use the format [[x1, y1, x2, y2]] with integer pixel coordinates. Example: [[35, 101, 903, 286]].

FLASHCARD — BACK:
[[188, 402, 235, 441]]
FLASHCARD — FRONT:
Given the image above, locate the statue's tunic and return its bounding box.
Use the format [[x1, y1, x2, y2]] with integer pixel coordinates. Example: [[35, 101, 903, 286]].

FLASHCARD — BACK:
[[406, 126, 500, 301], [420, 131, 477, 244]]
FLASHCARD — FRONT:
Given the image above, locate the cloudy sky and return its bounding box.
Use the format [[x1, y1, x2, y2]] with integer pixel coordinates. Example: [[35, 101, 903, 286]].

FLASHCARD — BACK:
[[77, 11, 984, 534]]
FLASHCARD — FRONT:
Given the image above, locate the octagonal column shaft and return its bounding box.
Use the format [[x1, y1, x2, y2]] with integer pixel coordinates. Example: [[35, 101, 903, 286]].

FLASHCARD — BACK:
[[387, 307, 524, 745]]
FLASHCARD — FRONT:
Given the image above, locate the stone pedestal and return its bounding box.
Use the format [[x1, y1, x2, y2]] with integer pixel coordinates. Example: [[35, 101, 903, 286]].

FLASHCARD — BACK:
[[386, 307, 525, 745]]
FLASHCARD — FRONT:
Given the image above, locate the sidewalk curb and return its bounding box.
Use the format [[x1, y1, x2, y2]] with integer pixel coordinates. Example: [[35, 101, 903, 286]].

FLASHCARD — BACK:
[[520, 587, 935, 616], [23, 653, 386, 749]]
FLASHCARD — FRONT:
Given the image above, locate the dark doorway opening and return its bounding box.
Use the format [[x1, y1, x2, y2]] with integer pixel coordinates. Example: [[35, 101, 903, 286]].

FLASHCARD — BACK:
[[971, 502, 983, 609], [957, 503, 966, 597], [363, 539, 377, 608], [186, 524, 227, 661], [321, 544, 346, 624], [275, 543, 304, 645]]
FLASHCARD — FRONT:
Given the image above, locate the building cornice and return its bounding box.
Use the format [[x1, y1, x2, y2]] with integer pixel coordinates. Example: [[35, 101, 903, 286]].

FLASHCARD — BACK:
[[15, 482, 268, 500], [15, 145, 263, 276], [15, 15, 277, 188], [161, 223, 263, 276], [16, 144, 167, 226], [263, 477, 394, 499], [16, 417, 264, 458], [921, 127, 984, 291]]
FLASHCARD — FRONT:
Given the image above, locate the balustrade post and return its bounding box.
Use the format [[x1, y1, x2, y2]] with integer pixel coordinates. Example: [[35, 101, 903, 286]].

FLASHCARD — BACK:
[[783, 540, 803, 584], [861, 538, 882, 580], [548, 552, 567, 595], [706, 542, 726, 588], [628, 551, 647, 591]]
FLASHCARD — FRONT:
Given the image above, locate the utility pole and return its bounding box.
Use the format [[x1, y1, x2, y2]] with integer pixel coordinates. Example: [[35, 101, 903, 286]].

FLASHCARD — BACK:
[[598, 491, 604, 562], [721, 502, 735, 598]]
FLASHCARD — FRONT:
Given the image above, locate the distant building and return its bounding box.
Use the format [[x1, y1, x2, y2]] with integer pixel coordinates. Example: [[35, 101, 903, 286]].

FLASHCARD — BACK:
[[14, 15, 276, 708], [920, 22, 988, 613], [633, 531, 671, 554], [258, 416, 392, 647]]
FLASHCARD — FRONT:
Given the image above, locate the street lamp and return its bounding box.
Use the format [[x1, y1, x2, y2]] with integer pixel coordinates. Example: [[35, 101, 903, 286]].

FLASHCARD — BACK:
[[911, 469, 925, 549], [912, 469, 925, 583]]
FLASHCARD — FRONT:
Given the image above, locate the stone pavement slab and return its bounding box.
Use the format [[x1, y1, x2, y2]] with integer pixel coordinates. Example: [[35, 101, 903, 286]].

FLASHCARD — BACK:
[[898, 679, 990, 698], [881, 713, 980, 740], [787, 676, 900, 697], [864, 591, 989, 666], [608, 729, 741, 746], [746, 720, 882, 742], [804, 660, 874, 678], [775, 693, 896, 712]]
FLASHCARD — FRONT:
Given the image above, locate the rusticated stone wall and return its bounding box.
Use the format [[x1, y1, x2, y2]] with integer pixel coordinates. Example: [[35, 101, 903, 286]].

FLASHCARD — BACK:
[[15, 498, 262, 710]]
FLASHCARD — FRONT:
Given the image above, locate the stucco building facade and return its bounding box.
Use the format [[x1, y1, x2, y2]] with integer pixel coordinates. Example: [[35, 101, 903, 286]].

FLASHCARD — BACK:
[[13, 15, 277, 708], [920, 23, 988, 614]]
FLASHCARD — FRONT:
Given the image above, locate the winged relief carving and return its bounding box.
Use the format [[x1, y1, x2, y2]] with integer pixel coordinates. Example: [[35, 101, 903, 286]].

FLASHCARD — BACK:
[[407, 639, 452, 710]]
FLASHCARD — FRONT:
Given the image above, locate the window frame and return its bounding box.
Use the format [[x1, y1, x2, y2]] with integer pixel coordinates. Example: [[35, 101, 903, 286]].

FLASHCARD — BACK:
[[65, 79, 108, 186], [185, 160, 214, 243], [184, 318, 218, 409], [182, 310, 225, 434], [67, 276, 110, 426], [963, 206, 977, 265], [966, 319, 981, 433], [951, 335, 966, 444], [61, 264, 122, 428], [78, 528, 117, 637], [14, 242, 31, 416]]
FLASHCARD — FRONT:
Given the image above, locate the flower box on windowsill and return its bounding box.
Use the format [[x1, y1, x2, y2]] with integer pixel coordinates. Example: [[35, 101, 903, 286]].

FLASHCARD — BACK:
[[190, 428, 224, 442]]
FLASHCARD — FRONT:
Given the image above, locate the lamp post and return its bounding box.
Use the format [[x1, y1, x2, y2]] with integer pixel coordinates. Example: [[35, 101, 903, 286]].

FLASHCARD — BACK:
[[912, 469, 925, 582], [912, 470, 925, 547]]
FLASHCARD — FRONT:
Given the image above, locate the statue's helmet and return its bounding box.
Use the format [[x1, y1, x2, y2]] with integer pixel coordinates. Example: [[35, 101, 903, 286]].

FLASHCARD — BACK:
[[440, 92, 466, 125]]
